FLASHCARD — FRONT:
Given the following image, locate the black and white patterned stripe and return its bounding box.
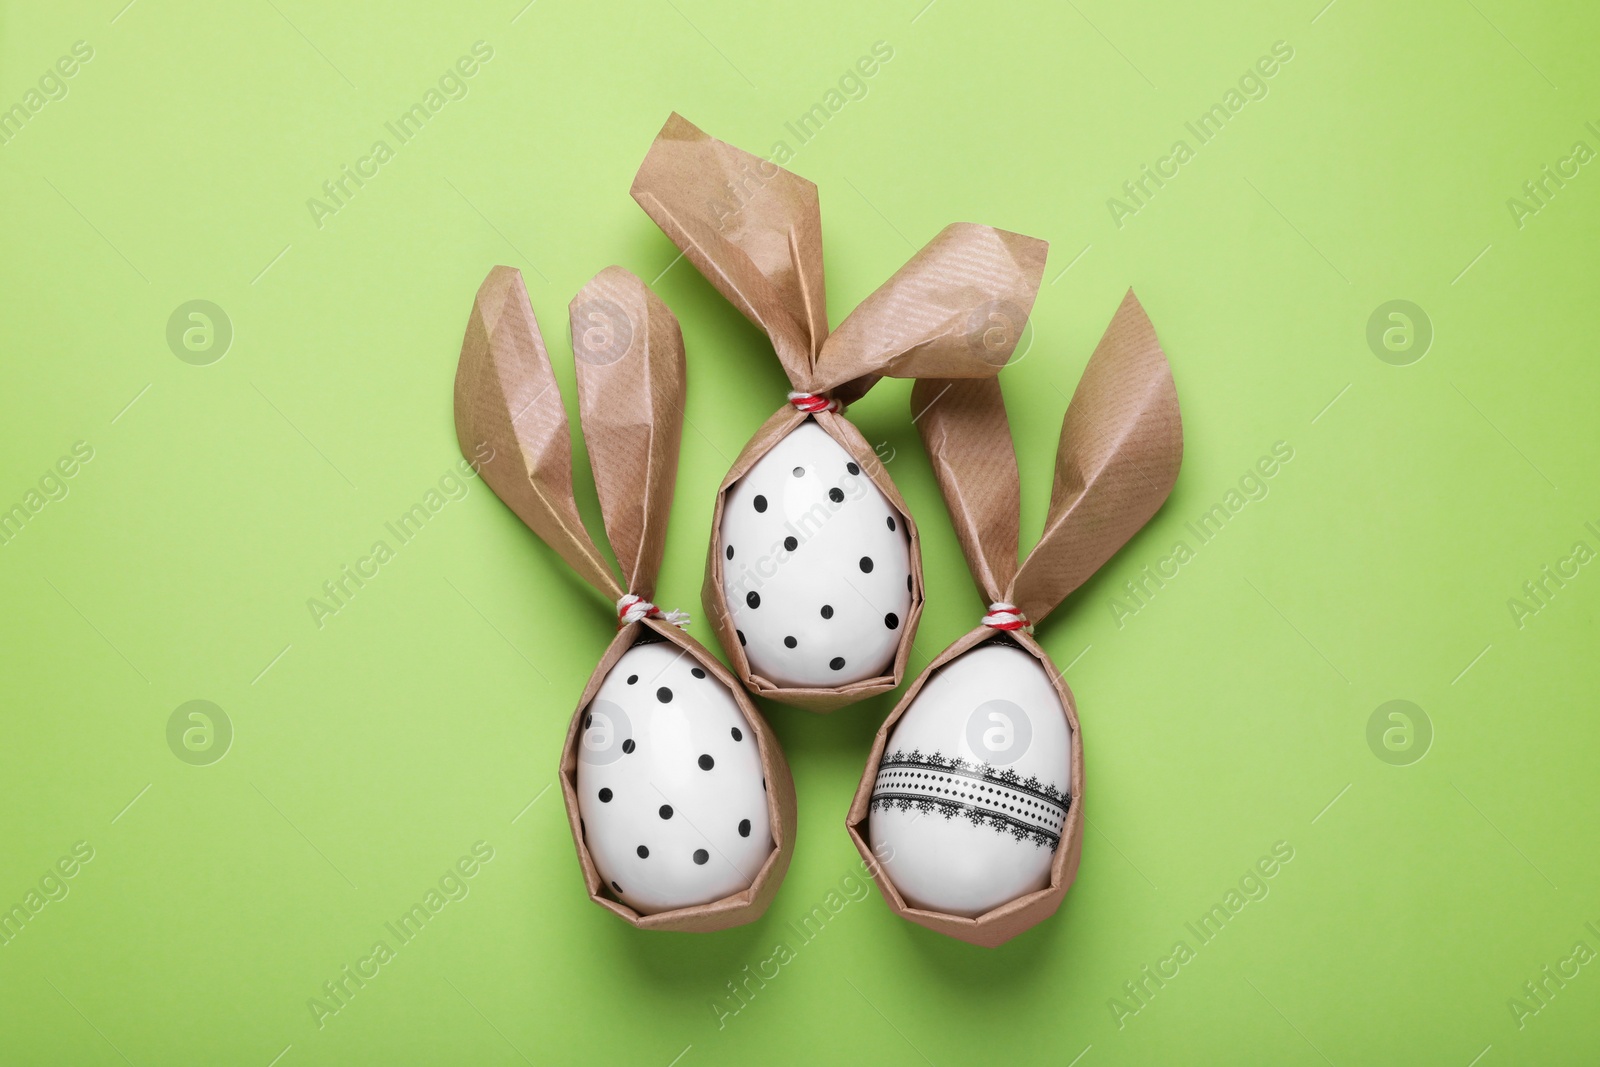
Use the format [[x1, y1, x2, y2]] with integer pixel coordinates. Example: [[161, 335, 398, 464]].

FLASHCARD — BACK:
[[869, 749, 1069, 850]]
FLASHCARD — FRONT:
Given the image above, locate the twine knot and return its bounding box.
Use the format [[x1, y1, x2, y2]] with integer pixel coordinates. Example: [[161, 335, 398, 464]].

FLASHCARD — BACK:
[[982, 602, 1032, 634], [617, 594, 690, 630], [788, 391, 844, 414]]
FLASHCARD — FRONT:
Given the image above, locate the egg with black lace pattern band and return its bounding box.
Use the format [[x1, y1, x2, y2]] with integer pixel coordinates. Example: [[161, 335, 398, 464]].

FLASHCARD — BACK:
[[867, 642, 1071, 918]]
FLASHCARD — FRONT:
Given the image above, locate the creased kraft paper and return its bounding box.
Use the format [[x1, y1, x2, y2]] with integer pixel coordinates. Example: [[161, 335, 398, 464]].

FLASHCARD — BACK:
[[455, 264, 797, 932], [845, 290, 1183, 946], [631, 112, 1048, 709]]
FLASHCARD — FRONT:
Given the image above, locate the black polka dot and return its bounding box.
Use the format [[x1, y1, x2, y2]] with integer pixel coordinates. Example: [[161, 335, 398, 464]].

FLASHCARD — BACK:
[[637, 845, 649, 858], [846, 461, 860, 475], [598, 788, 613, 803], [731, 727, 743, 742], [907, 575, 913, 592], [820, 604, 834, 619], [887, 516, 896, 532], [753, 495, 767, 513], [726, 544, 734, 560], [698, 754, 715, 770], [691, 667, 706, 679], [737, 630, 746, 646], [611, 880, 622, 892], [885, 612, 899, 629], [657, 687, 673, 703], [784, 635, 797, 648], [828, 487, 844, 503], [792, 466, 805, 477], [830, 657, 845, 671], [783, 536, 797, 551], [659, 804, 673, 819], [693, 849, 709, 865], [622, 739, 636, 754], [859, 556, 874, 573], [738, 819, 752, 837], [626, 674, 638, 685]]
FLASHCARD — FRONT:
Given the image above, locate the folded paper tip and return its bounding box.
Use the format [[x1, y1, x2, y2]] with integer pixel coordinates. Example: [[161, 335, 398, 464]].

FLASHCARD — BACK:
[[1115, 288, 1160, 342], [636, 113, 709, 178], [570, 266, 678, 349], [475, 264, 529, 314], [659, 111, 699, 140], [571, 264, 641, 306], [938, 222, 1049, 271], [477, 262, 520, 288], [999, 228, 1050, 281]]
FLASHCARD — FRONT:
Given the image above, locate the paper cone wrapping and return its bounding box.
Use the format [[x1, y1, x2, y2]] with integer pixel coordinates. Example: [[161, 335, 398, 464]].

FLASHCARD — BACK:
[[455, 265, 796, 931], [845, 290, 1183, 945], [696, 403, 926, 711], [632, 113, 1048, 710]]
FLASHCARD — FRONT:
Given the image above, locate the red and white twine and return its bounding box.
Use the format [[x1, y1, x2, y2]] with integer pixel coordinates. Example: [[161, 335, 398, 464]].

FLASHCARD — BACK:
[[982, 601, 1033, 634], [787, 391, 844, 414], [616, 594, 690, 630]]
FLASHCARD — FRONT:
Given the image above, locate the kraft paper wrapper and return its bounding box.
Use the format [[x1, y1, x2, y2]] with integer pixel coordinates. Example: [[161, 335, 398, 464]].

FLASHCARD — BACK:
[[845, 626, 1084, 948], [631, 113, 1048, 709], [457, 266, 619, 599], [563, 619, 797, 932], [846, 290, 1182, 946], [698, 404, 925, 712], [455, 264, 796, 931], [572, 266, 685, 601]]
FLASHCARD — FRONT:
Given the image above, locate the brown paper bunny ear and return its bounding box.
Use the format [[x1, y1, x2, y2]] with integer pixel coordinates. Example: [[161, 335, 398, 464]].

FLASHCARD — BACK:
[[630, 112, 825, 388], [1010, 290, 1182, 623], [456, 266, 621, 599], [570, 266, 686, 601], [910, 376, 1020, 606], [819, 224, 1049, 405], [910, 290, 1181, 624], [455, 265, 688, 605], [630, 114, 1048, 403]]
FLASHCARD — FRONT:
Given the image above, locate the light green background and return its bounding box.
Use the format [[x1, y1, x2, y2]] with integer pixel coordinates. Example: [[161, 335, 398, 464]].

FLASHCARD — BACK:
[[2, 0, 1596, 1063]]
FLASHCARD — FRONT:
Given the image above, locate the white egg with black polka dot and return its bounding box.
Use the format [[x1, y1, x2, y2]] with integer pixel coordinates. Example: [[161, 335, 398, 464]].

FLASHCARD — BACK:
[[720, 422, 912, 688], [576, 640, 773, 915]]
